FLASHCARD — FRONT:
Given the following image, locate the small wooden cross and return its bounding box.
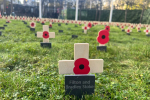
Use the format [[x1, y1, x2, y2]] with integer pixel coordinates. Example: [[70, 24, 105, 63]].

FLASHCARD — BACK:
[[82, 25, 90, 34], [58, 43, 103, 74], [30, 22, 36, 28], [144, 29, 150, 35], [137, 26, 141, 32], [125, 28, 132, 34], [120, 26, 125, 31], [37, 25, 55, 43]]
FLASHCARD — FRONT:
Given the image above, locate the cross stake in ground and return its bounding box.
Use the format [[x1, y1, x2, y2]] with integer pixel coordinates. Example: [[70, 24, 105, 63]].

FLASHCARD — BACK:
[[37, 25, 55, 48], [82, 25, 90, 34], [58, 43, 103, 99]]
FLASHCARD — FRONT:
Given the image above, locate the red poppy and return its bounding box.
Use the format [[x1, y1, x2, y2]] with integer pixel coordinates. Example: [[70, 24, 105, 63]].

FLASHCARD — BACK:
[[127, 29, 130, 33], [105, 26, 110, 31], [49, 24, 52, 27], [146, 30, 149, 33], [121, 26, 124, 28], [30, 18, 32, 20], [73, 58, 90, 74], [43, 31, 49, 39], [84, 27, 87, 30], [52, 20, 53, 22], [67, 21, 69, 23], [58, 20, 60, 22], [34, 19, 36, 21], [6, 17, 7, 19], [42, 21, 44, 23], [10, 17, 12, 19], [31, 23, 35, 27], [88, 23, 92, 28], [138, 28, 140, 30], [97, 30, 109, 44]]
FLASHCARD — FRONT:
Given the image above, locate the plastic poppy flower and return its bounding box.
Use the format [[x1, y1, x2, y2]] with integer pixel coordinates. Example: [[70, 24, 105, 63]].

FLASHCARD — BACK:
[[43, 31, 49, 39], [73, 58, 90, 74], [127, 29, 130, 33], [84, 27, 87, 30], [30, 18, 32, 20], [121, 26, 124, 28], [42, 21, 44, 24], [49, 24, 52, 27], [138, 28, 140, 30], [31, 23, 34, 27], [97, 30, 109, 44], [105, 26, 110, 32], [6, 17, 7, 19], [88, 23, 92, 28], [146, 30, 149, 33]]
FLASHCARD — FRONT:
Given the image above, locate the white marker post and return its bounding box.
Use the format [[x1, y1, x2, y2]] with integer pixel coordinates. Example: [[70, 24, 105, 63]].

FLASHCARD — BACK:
[[109, 0, 114, 23], [75, 0, 79, 21], [39, 0, 42, 18]]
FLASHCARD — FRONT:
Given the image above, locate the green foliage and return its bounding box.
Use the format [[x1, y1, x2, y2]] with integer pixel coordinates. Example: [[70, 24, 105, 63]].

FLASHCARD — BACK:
[[143, 9, 150, 24], [67, 9, 142, 23], [0, 20, 150, 99]]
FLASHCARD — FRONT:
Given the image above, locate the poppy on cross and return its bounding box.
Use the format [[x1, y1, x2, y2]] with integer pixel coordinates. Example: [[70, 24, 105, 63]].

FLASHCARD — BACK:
[[58, 43, 103, 75]]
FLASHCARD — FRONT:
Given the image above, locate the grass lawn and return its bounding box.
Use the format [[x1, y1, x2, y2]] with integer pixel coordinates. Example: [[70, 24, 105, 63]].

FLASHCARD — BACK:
[[0, 20, 150, 100]]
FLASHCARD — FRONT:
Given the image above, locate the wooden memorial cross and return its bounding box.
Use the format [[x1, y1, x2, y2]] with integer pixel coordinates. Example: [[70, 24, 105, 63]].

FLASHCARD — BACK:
[[37, 25, 55, 48], [49, 22, 52, 28], [137, 26, 141, 32], [125, 28, 132, 35], [120, 25, 125, 31], [82, 25, 90, 34], [41, 20, 45, 25], [58, 43, 103, 99], [30, 22, 36, 31], [144, 28, 150, 36]]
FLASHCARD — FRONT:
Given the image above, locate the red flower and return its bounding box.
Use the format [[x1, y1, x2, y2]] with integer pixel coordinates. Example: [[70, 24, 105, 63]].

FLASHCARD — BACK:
[[42, 21, 44, 24], [105, 26, 110, 31], [88, 23, 92, 28], [6, 17, 7, 19], [146, 30, 149, 33], [84, 27, 87, 30], [122, 26, 124, 28], [127, 29, 130, 33], [49, 24, 52, 27], [73, 58, 90, 74], [138, 28, 140, 30], [30, 18, 32, 20], [31, 23, 35, 27], [97, 30, 109, 44], [43, 31, 49, 39]]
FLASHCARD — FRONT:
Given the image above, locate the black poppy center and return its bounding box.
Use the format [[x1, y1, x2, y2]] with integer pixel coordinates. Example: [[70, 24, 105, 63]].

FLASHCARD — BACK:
[[102, 35, 105, 39], [45, 34, 47, 36], [79, 64, 84, 70], [107, 28, 108, 30]]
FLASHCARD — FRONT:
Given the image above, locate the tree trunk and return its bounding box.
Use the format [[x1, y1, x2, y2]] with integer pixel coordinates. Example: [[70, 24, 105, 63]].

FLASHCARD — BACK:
[[140, 7, 145, 23], [79, 5, 81, 20], [98, 4, 102, 21], [125, 7, 127, 22], [3, 0, 6, 13], [11, 0, 13, 13], [95, 5, 98, 21]]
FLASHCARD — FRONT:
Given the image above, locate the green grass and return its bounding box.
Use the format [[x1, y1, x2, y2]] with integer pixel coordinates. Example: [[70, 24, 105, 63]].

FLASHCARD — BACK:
[[0, 20, 150, 100]]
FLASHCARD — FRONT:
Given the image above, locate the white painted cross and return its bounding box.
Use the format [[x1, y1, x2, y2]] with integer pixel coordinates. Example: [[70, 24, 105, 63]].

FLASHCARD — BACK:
[[144, 29, 150, 35], [37, 25, 55, 43], [82, 25, 90, 34], [58, 43, 103, 74]]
